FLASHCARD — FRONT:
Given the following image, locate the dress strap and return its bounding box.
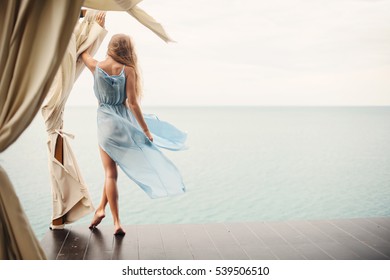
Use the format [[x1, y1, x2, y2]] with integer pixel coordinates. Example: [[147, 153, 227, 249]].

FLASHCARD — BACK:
[[95, 62, 100, 74], [119, 65, 125, 76]]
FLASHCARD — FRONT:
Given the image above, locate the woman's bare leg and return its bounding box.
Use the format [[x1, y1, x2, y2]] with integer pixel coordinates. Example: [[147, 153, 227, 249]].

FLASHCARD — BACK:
[[52, 135, 65, 228], [91, 147, 125, 235], [89, 187, 107, 229]]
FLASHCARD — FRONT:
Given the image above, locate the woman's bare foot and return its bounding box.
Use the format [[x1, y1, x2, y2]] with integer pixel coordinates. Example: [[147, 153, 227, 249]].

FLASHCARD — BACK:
[[114, 224, 126, 236], [89, 210, 105, 229]]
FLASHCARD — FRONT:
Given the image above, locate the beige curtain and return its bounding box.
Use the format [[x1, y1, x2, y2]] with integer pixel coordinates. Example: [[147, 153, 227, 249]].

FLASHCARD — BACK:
[[0, 0, 83, 260], [84, 0, 174, 42], [41, 11, 108, 225]]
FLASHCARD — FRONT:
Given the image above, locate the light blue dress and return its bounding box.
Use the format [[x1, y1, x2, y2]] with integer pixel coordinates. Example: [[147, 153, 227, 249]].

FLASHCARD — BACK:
[[93, 64, 186, 198]]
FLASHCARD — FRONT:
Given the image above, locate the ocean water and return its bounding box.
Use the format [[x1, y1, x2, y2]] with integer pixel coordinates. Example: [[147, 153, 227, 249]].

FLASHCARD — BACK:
[[1, 106, 390, 240]]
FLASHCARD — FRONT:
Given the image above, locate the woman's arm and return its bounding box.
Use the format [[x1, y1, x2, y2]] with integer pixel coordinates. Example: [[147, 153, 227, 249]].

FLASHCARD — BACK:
[[125, 67, 153, 141], [79, 11, 106, 73], [81, 51, 97, 73]]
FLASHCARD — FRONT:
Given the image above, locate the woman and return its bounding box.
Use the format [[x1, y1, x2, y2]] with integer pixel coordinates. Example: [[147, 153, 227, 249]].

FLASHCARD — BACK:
[[81, 27, 187, 235]]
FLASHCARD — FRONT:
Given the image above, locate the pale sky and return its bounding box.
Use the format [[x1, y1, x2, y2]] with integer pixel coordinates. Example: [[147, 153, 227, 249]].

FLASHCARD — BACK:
[[68, 0, 390, 106]]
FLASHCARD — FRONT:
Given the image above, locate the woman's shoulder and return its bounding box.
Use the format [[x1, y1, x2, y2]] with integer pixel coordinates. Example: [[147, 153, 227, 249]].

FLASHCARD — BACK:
[[98, 61, 126, 76], [124, 65, 135, 77], [81, 52, 98, 73]]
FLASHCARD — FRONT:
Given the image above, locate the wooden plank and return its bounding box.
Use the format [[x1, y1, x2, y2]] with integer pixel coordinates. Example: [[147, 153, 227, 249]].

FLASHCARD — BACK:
[[182, 224, 221, 259], [310, 220, 356, 242], [267, 245, 305, 260], [84, 227, 114, 260], [246, 222, 304, 259], [217, 245, 250, 260], [313, 241, 362, 260], [297, 220, 368, 259], [290, 220, 372, 259], [204, 223, 239, 247], [368, 243, 390, 259], [240, 244, 278, 260], [288, 220, 335, 243], [159, 224, 190, 251], [56, 226, 91, 260], [246, 222, 288, 246], [341, 239, 389, 260], [291, 243, 332, 260], [40, 228, 70, 260], [137, 224, 166, 260], [368, 217, 390, 231], [351, 218, 390, 243], [182, 224, 217, 249], [204, 223, 249, 260], [191, 248, 222, 260], [330, 219, 390, 258], [112, 225, 138, 260], [159, 224, 192, 259], [138, 249, 166, 260], [225, 223, 267, 247], [267, 221, 311, 245], [165, 250, 194, 260], [331, 219, 387, 243]]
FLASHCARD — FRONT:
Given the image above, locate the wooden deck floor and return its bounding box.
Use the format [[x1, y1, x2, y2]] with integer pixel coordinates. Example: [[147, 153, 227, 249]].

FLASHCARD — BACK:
[[40, 217, 390, 260]]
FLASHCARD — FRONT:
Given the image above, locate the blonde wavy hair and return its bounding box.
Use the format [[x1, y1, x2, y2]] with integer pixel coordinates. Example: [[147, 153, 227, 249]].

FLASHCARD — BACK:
[[107, 34, 142, 99]]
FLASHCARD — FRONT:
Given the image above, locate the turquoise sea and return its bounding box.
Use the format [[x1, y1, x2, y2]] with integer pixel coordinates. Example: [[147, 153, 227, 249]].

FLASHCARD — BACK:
[[1, 106, 390, 240]]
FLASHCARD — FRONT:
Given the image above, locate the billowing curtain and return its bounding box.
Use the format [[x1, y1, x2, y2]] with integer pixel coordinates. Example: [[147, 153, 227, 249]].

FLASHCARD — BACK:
[[84, 0, 174, 42], [41, 11, 107, 227], [0, 0, 84, 260]]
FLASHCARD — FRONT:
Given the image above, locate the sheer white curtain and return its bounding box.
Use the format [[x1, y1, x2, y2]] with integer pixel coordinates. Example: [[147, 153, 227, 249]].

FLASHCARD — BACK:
[[0, 0, 83, 260]]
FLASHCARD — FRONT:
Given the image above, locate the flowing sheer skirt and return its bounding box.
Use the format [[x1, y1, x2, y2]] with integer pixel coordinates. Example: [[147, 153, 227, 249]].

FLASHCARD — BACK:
[[97, 104, 186, 199]]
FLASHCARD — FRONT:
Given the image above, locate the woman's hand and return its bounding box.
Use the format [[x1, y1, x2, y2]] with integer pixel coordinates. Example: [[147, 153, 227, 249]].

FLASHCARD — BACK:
[[95, 11, 106, 28]]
